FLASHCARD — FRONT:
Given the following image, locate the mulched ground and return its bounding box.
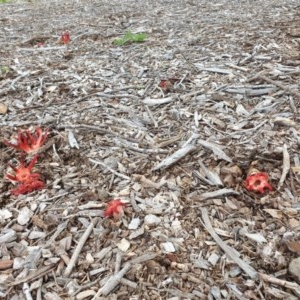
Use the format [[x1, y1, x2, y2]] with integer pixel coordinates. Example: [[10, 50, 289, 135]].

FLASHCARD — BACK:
[[1, 0, 300, 299]]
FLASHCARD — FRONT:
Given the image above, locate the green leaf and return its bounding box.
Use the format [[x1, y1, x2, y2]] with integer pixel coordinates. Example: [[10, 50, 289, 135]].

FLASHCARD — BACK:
[[113, 31, 147, 46], [0, 66, 9, 75]]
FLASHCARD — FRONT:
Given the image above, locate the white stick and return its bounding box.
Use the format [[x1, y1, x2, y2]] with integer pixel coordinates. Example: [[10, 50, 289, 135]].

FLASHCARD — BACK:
[[23, 283, 33, 300]]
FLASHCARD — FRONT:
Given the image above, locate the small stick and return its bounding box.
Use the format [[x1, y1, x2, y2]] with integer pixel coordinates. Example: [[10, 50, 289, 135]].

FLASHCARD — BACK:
[[152, 145, 196, 171], [200, 208, 258, 279], [89, 158, 130, 181], [199, 188, 239, 200], [92, 253, 157, 298], [174, 46, 198, 72], [144, 105, 158, 127], [258, 75, 300, 99], [114, 139, 168, 154], [8, 264, 56, 286], [108, 173, 115, 191], [64, 218, 98, 277], [45, 220, 69, 248], [36, 280, 42, 300], [92, 262, 132, 298], [17, 46, 66, 52], [278, 144, 290, 190], [56, 123, 117, 136], [120, 278, 138, 289], [23, 283, 33, 300], [115, 251, 122, 274], [71, 276, 103, 297], [132, 175, 162, 190], [156, 134, 183, 148], [130, 191, 142, 213], [94, 246, 113, 262], [259, 272, 300, 297], [129, 252, 157, 264]]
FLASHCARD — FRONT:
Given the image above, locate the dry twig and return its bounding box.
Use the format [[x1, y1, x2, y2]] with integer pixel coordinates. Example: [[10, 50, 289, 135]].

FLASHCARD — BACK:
[[200, 208, 258, 279], [64, 218, 98, 277], [278, 144, 290, 190]]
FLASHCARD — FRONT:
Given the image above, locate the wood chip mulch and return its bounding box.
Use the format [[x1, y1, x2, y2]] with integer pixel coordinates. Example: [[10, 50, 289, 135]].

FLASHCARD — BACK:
[[1, 0, 300, 299]]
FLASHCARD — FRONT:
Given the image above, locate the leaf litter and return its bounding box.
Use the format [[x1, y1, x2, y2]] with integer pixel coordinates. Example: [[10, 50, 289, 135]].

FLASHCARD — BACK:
[[0, 0, 300, 299]]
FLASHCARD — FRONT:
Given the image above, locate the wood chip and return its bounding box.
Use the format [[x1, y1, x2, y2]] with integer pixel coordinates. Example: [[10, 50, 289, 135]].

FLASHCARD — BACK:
[[152, 144, 196, 171], [0, 103, 8, 115], [0, 1, 299, 298], [278, 144, 290, 190]]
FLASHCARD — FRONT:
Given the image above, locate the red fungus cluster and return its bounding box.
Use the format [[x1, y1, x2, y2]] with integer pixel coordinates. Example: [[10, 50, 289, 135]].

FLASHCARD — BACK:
[[5, 127, 49, 154], [5, 127, 48, 195]]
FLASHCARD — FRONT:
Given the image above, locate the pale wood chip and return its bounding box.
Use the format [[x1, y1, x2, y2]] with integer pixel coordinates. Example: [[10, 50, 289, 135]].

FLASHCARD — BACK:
[[152, 145, 196, 171], [278, 144, 290, 190]]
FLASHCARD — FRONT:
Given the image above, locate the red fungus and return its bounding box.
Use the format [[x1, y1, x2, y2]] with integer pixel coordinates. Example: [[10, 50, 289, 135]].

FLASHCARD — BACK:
[[244, 172, 272, 194], [11, 180, 45, 195], [104, 199, 126, 220], [6, 155, 45, 195], [61, 31, 70, 45], [5, 127, 49, 154], [158, 79, 173, 92], [6, 155, 41, 183], [159, 80, 168, 88]]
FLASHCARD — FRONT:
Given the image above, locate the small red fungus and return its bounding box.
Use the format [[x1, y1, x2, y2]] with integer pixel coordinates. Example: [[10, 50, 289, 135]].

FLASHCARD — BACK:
[[6, 155, 41, 183], [11, 180, 45, 195], [244, 172, 272, 194], [104, 199, 126, 220], [5, 127, 49, 154], [158, 79, 174, 92], [158, 78, 180, 92], [159, 80, 168, 88], [61, 31, 70, 45]]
